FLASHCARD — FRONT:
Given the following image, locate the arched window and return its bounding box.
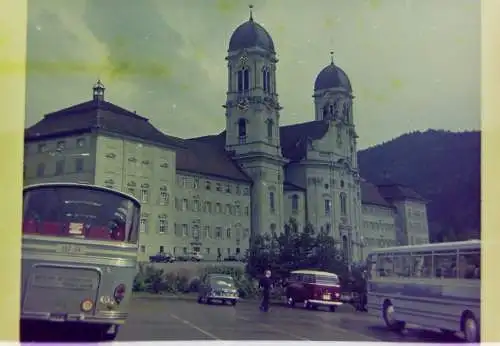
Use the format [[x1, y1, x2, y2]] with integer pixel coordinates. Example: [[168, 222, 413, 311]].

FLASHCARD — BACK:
[[237, 67, 250, 92], [267, 119, 274, 139], [291, 194, 299, 213], [262, 68, 271, 93], [340, 193, 347, 216], [238, 118, 246, 143], [269, 191, 275, 213], [342, 235, 349, 259]]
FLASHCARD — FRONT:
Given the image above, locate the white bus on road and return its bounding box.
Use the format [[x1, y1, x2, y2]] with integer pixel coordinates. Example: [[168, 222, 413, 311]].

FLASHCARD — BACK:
[[366, 240, 480, 343]]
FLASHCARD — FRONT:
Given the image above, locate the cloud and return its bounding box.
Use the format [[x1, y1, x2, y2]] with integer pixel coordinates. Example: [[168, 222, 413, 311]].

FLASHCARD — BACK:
[[25, 0, 480, 149]]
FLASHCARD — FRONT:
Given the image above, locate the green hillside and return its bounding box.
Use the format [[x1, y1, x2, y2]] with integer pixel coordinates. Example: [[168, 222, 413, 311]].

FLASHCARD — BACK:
[[358, 129, 481, 242]]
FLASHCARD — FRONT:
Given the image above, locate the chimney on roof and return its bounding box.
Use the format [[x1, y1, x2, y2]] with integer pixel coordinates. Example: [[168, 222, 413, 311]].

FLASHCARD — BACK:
[[92, 79, 105, 102]]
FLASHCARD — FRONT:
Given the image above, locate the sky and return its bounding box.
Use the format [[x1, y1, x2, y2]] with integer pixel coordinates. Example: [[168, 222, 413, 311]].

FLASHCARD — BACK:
[[25, 0, 480, 149]]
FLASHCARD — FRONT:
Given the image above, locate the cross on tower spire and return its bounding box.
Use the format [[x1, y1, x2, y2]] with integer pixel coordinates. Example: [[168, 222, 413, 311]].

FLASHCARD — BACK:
[[330, 51, 335, 64], [249, 4, 254, 21]]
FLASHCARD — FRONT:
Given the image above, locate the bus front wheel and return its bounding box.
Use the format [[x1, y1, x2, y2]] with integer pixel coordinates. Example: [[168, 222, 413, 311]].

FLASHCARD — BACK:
[[383, 301, 406, 332]]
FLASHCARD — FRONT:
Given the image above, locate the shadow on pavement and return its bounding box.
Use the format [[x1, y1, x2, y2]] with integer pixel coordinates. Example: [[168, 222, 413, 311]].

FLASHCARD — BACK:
[[20, 320, 112, 343], [362, 325, 464, 343]]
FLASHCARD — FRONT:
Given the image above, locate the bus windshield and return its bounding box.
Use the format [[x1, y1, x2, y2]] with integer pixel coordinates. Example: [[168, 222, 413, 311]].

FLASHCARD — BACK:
[[22, 186, 140, 243]]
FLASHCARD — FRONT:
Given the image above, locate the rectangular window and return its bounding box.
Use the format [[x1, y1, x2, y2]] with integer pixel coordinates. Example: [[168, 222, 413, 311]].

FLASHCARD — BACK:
[[75, 158, 84, 172], [215, 203, 222, 213], [225, 204, 232, 215], [225, 184, 231, 193], [205, 181, 211, 190], [76, 138, 85, 148], [269, 192, 275, 213], [140, 218, 148, 233], [458, 250, 480, 279], [36, 163, 45, 177], [215, 227, 223, 239], [193, 177, 199, 189], [324, 199, 332, 215], [182, 199, 188, 211], [203, 226, 211, 239], [227, 248, 231, 256], [244, 206, 249, 216], [159, 217, 167, 234], [205, 248, 211, 255], [141, 188, 149, 203], [216, 183, 222, 192], [182, 224, 188, 237], [55, 160, 65, 175], [193, 200, 200, 212], [236, 185, 241, 195], [226, 228, 232, 239], [160, 191, 168, 205], [243, 69, 249, 91], [237, 70, 243, 92], [243, 187, 250, 196]]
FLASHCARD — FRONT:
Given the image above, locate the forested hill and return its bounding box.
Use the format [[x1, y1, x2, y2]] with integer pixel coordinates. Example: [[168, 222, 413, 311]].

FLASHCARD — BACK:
[[358, 129, 481, 242]]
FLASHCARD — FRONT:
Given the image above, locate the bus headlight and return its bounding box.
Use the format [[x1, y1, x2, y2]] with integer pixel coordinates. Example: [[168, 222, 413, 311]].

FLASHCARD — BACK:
[[114, 284, 126, 304], [80, 299, 94, 312]]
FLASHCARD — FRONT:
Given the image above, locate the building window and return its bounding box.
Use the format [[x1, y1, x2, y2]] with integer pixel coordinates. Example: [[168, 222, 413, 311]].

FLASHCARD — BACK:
[[193, 200, 200, 212], [238, 119, 247, 143], [193, 177, 199, 189], [266, 119, 273, 139], [340, 180, 345, 188], [205, 181, 211, 190], [262, 68, 271, 93], [324, 199, 332, 216], [215, 227, 223, 240], [55, 160, 65, 175], [216, 183, 222, 192], [225, 184, 231, 193], [244, 206, 249, 216], [326, 223, 331, 234], [141, 188, 149, 203], [205, 248, 211, 255], [37, 143, 47, 153], [36, 163, 45, 177], [140, 245, 146, 253], [243, 187, 250, 196], [204, 201, 212, 213], [160, 187, 169, 205], [340, 193, 347, 216], [215, 203, 222, 213], [140, 217, 148, 233], [291, 194, 299, 213], [159, 216, 168, 234], [234, 202, 241, 216], [236, 185, 241, 195], [225, 204, 232, 215], [226, 228, 232, 239], [182, 224, 188, 237], [237, 67, 250, 93], [269, 191, 275, 213], [75, 158, 84, 172], [56, 141, 65, 151], [203, 226, 211, 239], [182, 199, 188, 211], [76, 138, 85, 147]]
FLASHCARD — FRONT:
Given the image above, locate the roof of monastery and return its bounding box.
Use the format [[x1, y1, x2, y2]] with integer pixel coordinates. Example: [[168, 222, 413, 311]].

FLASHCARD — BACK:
[[25, 95, 420, 207]]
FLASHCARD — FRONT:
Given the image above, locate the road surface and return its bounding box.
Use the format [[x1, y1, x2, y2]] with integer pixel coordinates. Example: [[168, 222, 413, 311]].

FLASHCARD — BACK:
[[118, 296, 465, 342], [21, 296, 465, 342]]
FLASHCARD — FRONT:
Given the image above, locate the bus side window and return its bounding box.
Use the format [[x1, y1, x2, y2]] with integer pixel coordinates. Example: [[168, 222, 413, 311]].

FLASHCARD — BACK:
[[377, 255, 394, 277], [412, 254, 432, 278], [458, 250, 480, 279], [434, 251, 458, 278]]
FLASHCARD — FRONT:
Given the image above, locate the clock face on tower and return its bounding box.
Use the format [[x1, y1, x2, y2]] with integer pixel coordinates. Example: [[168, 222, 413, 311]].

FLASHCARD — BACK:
[[237, 98, 249, 111]]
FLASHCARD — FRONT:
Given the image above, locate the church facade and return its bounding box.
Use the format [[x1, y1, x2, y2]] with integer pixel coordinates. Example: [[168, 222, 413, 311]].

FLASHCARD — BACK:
[[23, 12, 430, 263]]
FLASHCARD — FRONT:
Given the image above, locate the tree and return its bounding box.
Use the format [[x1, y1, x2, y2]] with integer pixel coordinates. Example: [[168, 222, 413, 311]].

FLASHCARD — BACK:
[[246, 220, 348, 280]]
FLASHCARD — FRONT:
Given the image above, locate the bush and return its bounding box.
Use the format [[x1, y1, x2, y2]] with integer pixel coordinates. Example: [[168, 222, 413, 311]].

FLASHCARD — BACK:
[[132, 264, 261, 299]]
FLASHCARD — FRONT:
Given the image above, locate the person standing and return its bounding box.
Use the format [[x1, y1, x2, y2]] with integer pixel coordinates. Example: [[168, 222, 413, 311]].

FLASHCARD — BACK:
[[259, 269, 272, 312]]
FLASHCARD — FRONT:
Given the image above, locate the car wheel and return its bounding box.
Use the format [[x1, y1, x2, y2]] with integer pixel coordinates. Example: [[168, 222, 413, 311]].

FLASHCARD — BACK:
[[303, 300, 312, 309], [231, 300, 237, 306], [197, 296, 203, 304], [383, 301, 406, 332], [329, 306, 337, 312], [286, 296, 295, 308], [462, 313, 479, 343], [206, 298, 212, 305]]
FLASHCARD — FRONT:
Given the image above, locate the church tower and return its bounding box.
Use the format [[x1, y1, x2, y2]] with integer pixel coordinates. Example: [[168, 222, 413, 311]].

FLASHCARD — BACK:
[[224, 6, 287, 237], [312, 53, 363, 264]]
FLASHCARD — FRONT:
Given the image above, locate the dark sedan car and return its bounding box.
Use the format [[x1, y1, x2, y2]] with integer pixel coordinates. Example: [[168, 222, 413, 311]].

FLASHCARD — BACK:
[[197, 274, 239, 306]]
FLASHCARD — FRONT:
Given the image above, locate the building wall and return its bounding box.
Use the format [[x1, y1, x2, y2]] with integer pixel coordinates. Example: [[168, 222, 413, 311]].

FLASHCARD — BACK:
[[173, 172, 251, 260], [361, 204, 397, 259], [24, 133, 97, 186], [93, 134, 177, 262], [402, 200, 430, 245]]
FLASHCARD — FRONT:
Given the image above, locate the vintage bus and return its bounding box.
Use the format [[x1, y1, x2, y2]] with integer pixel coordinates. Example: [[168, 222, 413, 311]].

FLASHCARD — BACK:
[[366, 240, 480, 343], [20, 183, 141, 341]]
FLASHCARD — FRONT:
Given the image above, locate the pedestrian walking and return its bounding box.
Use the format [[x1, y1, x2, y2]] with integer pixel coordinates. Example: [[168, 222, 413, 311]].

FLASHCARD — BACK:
[[259, 269, 272, 312]]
